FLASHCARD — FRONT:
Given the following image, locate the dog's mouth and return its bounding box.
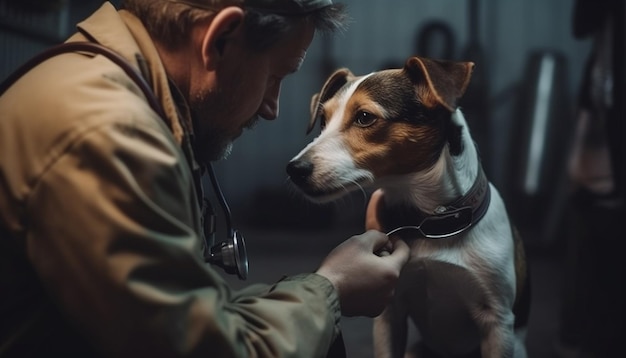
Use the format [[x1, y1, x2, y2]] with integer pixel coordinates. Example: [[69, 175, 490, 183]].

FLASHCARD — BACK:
[[287, 173, 373, 203], [286, 157, 375, 203], [290, 180, 368, 203], [292, 180, 365, 203]]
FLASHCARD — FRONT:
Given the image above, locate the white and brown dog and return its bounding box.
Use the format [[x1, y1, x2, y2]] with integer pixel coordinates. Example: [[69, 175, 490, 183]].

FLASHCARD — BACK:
[[286, 56, 530, 358]]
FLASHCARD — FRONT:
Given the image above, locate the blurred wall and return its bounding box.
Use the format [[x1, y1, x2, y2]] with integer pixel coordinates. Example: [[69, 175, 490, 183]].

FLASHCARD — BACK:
[[0, 0, 107, 79], [1, 0, 593, 233]]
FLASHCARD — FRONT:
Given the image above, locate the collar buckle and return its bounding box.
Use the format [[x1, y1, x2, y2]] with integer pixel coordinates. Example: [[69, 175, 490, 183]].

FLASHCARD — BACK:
[[419, 206, 474, 239]]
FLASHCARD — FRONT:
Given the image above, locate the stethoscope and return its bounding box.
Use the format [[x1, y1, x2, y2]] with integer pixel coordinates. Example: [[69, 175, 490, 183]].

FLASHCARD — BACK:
[[0, 41, 249, 280], [203, 164, 249, 280]]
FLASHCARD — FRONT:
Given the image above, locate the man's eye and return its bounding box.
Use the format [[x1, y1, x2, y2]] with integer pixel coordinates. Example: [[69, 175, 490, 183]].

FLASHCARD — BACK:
[[354, 111, 377, 127]]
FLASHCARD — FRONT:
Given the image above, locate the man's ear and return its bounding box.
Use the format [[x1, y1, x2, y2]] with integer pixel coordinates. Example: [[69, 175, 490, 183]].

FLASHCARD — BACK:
[[200, 6, 245, 69]]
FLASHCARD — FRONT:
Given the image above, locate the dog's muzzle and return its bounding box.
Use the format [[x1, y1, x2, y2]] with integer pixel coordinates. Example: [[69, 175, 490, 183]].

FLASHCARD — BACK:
[[286, 159, 313, 186]]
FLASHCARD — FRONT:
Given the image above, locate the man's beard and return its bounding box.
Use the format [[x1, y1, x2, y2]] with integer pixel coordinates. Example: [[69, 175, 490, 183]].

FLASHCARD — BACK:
[[192, 125, 233, 164], [188, 89, 259, 165]]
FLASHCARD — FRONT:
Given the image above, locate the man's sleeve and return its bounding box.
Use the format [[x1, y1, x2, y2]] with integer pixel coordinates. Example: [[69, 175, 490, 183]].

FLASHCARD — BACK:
[[26, 117, 341, 357]]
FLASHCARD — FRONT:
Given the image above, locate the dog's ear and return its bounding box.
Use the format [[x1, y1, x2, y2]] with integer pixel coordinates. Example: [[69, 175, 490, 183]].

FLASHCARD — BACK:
[[307, 68, 353, 134], [404, 57, 474, 111]]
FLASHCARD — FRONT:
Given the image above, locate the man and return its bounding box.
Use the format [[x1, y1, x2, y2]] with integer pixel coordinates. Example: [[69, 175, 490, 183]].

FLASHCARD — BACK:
[[0, 0, 409, 357]]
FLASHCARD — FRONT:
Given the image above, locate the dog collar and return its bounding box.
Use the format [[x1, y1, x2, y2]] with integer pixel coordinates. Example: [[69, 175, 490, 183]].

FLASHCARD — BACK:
[[383, 167, 491, 240]]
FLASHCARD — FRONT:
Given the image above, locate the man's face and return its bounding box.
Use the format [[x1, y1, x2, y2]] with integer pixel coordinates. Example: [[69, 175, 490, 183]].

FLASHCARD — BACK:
[[190, 20, 315, 163]]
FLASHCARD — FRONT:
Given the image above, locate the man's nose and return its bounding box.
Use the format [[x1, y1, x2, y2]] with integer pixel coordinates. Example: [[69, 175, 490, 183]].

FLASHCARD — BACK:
[[259, 98, 279, 120], [259, 84, 281, 120]]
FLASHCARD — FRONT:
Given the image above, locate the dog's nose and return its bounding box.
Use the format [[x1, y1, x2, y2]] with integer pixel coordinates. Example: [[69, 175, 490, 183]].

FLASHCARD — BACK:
[[286, 160, 313, 185]]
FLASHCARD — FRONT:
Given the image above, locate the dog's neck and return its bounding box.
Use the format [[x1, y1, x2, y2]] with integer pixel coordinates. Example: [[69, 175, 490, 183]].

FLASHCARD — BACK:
[[382, 110, 481, 214], [377, 110, 491, 238]]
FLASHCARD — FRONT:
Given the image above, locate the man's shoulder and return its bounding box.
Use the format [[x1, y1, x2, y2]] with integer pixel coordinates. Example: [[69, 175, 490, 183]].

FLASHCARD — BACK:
[[5, 49, 162, 128]]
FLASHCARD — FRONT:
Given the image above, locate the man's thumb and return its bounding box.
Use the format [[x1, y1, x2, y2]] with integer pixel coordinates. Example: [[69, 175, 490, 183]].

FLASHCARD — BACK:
[[365, 189, 384, 231]]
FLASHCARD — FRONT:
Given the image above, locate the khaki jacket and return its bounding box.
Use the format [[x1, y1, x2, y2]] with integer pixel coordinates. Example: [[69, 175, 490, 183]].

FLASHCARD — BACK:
[[0, 2, 340, 357]]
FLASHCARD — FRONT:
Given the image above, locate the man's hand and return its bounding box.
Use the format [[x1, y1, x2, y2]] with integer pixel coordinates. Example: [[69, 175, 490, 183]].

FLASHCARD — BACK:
[[316, 190, 409, 317]]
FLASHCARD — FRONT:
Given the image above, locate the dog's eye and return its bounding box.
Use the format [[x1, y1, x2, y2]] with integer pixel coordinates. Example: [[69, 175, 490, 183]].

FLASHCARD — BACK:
[[354, 111, 377, 127]]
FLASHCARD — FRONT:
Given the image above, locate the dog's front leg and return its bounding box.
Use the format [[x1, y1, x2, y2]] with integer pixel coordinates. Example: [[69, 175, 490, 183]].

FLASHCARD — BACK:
[[373, 302, 408, 358], [477, 307, 518, 358]]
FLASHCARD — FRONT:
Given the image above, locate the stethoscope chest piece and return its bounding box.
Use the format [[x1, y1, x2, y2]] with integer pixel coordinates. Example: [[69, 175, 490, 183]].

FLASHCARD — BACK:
[[208, 230, 248, 280]]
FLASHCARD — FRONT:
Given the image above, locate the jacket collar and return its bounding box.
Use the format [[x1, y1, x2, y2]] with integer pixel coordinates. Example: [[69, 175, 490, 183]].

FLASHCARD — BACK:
[[70, 2, 190, 145]]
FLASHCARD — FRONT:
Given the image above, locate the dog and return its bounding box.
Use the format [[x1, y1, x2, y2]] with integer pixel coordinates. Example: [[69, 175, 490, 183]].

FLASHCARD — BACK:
[[286, 56, 531, 358]]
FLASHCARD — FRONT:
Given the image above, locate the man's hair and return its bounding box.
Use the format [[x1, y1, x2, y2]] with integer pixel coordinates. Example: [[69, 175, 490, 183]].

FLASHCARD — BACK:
[[120, 0, 349, 51]]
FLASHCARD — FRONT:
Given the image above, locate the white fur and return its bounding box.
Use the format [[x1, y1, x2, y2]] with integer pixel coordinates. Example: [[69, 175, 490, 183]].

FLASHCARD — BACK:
[[291, 75, 375, 202]]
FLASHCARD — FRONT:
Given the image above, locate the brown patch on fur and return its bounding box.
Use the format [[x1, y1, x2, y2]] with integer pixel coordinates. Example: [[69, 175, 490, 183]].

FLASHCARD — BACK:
[[321, 96, 341, 127], [405, 57, 474, 111], [513, 226, 527, 300], [308, 68, 355, 134], [512, 224, 531, 328], [338, 84, 446, 178], [415, 82, 442, 110]]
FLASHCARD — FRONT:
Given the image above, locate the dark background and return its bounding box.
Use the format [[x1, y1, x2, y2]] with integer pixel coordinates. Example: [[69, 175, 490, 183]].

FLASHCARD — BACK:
[[2, 0, 624, 356]]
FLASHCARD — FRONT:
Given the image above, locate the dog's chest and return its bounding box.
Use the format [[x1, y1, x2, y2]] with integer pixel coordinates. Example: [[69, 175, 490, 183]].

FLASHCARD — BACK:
[[395, 256, 486, 355]]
